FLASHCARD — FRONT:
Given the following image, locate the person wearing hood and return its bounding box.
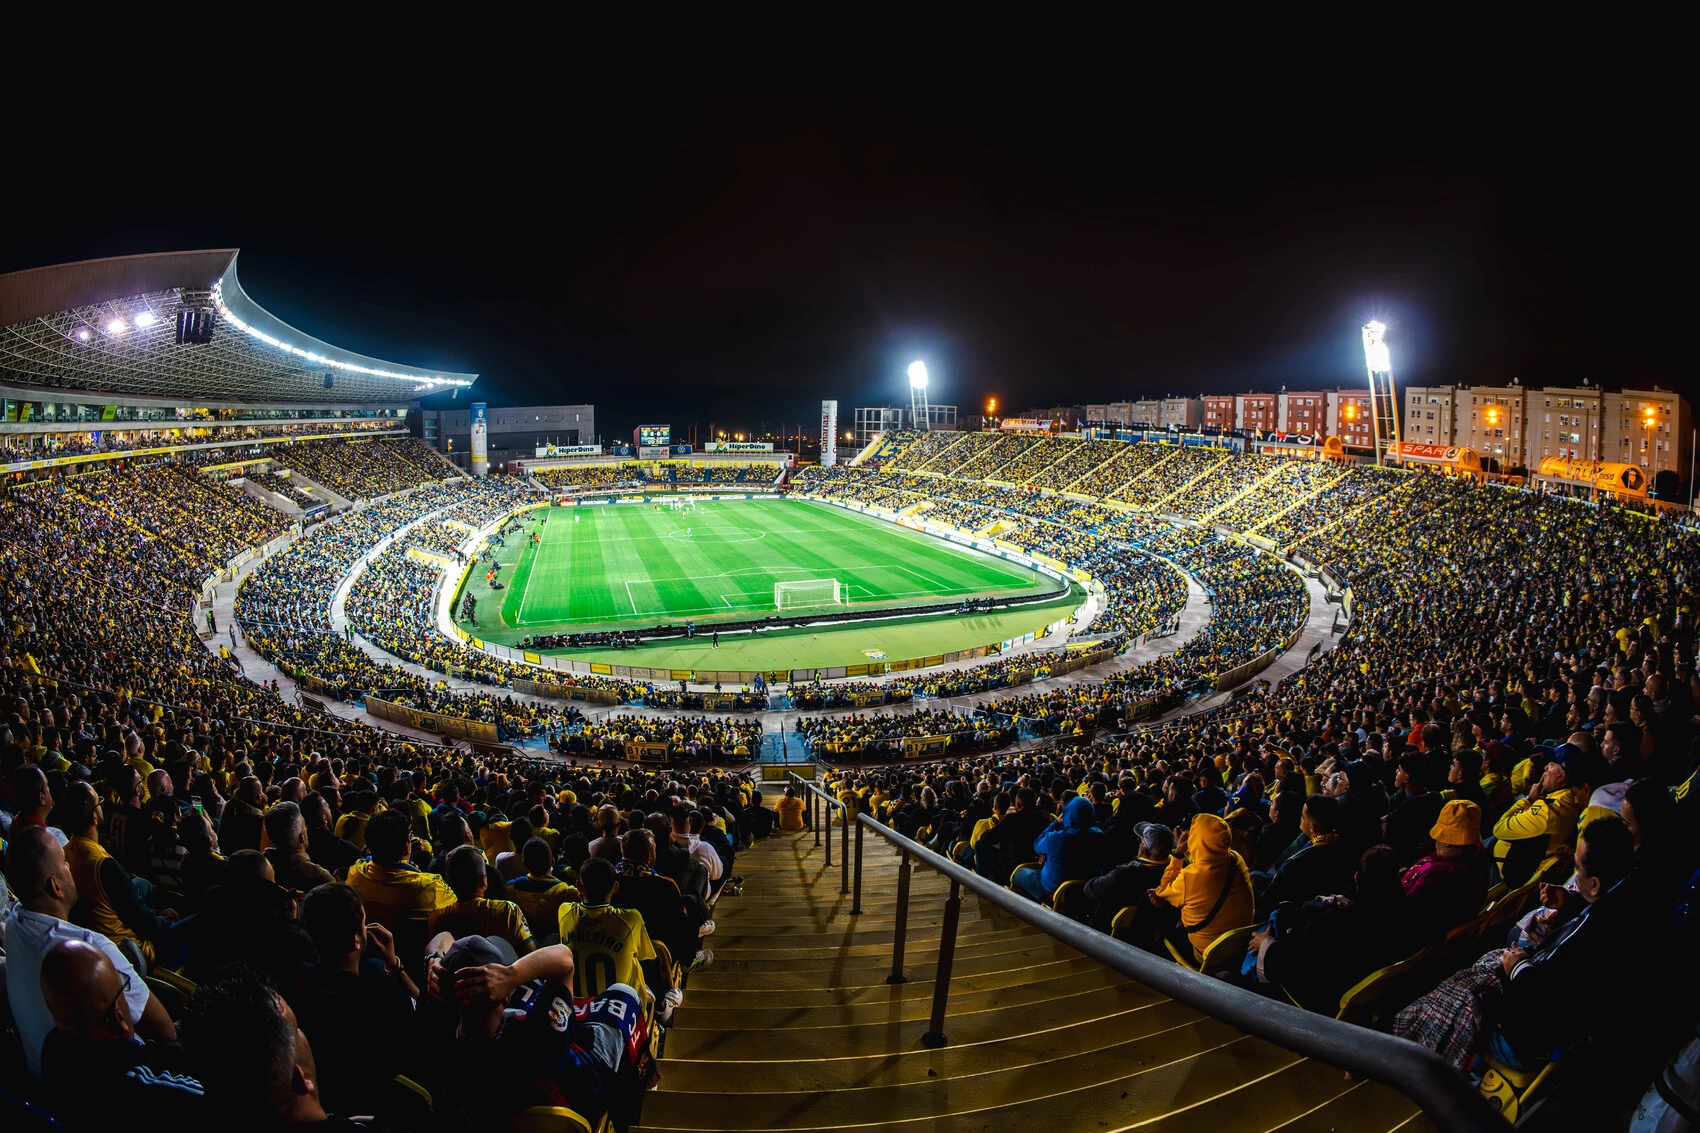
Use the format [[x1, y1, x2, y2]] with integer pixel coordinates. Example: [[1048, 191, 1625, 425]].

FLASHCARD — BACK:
[[217, 775, 268, 855], [1011, 796, 1104, 904], [1154, 812, 1255, 961]]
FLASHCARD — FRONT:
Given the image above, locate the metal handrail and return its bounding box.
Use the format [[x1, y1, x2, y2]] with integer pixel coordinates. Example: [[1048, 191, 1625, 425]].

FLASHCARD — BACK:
[[787, 772, 1502, 1133], [792, 773, 853, 902]]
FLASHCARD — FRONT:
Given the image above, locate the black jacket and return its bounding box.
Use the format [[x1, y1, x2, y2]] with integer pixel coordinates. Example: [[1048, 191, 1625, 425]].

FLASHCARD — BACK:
[[1258, 836, 1357, 918], [1080, 857, 1167, 932]]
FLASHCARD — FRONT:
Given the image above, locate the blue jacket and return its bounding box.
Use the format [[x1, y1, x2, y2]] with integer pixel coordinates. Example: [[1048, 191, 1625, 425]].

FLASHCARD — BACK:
[[1033, 796, 1104, 894]]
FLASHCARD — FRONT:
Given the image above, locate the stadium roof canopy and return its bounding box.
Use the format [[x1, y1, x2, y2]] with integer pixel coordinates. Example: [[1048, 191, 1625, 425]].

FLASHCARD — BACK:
[[0, 250, 478, 404]]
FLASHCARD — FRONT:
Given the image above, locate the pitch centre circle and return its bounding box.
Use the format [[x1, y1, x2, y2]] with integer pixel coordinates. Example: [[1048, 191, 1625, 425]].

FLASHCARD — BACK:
[[666, 527, 767, 543]]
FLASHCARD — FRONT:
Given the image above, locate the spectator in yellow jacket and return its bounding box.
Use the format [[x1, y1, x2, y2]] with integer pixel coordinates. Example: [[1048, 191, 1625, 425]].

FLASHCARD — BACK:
[[1491, 745, 1605, 886], [776, 788, 806, 831], [1155, 813, 1254, 962]]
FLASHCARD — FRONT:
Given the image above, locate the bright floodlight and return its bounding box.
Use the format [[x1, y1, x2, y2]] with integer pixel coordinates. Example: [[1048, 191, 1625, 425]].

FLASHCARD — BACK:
[[1362, 321, 1391, 373], [106, 318, 127, 334], [76, 328, 90, 341], [134, 311, 157, 328], [907, 360, 929, 389]]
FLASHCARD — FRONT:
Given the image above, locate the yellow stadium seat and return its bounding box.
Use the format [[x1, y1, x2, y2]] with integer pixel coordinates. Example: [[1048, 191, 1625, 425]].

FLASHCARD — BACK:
[[1166, 923, 1257, 974], [514, 1106, 606, 1133], [1049, 879, 1087, 920], [1330, 947, 1431, 1026], [1477, 1041, 1578, 1122], [148, 967, 197, 997], [1008, 861, 1041, 889], [391, 1074, 433, 1113], [142, 975, 188, 1019], [1474, 878, 1543, 952]]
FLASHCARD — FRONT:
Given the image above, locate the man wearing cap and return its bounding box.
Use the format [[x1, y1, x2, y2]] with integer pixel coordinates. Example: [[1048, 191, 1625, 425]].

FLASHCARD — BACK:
[[1490, 744, 1604, 886], [1401, 799, 1490, 936], [1080, 822, 1173, 936], [429, 932, 645, 1127]]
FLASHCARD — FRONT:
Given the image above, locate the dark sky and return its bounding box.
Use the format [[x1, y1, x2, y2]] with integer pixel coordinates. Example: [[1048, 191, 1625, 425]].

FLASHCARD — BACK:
[[4, 54, 1691, 441]]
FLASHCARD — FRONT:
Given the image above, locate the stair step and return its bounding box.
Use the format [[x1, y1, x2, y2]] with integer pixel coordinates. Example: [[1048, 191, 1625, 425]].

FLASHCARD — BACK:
[[670, 969, 1135, 1031], [663, 981, 1166, 1059], [653, 998, 1212, 1093], [636, 824, 1433, 1133], [694, 940, 1088, 983], [683, 957, 1114, 1005]]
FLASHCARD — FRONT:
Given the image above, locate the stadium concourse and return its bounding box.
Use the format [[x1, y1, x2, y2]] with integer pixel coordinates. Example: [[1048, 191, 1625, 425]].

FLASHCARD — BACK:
[[2, 254, 1699, 1129]]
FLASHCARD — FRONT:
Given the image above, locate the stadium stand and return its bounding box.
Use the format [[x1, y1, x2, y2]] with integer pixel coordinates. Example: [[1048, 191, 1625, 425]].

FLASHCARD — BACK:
[[5, 250, 1699, 1130], [279, 436, 454, 499]]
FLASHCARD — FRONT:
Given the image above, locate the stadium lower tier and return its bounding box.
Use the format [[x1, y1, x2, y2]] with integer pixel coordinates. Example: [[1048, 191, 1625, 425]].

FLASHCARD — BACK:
[[4, 426, 1699, 1129]]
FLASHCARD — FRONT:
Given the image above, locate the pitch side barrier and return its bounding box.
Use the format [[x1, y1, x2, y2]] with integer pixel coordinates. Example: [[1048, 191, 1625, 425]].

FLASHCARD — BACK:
[[786, 774, 1502, 1133], [364, 695, 500, 745]]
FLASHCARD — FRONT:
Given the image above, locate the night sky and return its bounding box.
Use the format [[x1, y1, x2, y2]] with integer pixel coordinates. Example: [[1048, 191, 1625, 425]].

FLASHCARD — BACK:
[[5, 58, 1690, 442]]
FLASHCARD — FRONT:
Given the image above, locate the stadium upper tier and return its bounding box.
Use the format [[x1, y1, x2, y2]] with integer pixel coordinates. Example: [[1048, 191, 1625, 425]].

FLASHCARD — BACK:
[[0, 249, 476, 402]]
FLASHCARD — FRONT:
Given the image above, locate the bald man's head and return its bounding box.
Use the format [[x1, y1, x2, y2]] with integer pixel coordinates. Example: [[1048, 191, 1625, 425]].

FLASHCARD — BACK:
[[41, 939, 130, 1041], [3, 824, 78, 915], [146, 769, 172, 798]]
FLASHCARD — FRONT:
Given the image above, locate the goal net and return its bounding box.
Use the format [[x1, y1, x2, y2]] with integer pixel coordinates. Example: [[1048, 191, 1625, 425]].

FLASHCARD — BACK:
[[774, 579, 843, 611]]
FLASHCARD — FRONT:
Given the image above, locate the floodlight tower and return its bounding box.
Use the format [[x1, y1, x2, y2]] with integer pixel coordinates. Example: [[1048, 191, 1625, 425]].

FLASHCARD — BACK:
[[908, 361, 931, 432], [1362, 321, 1402, 466]]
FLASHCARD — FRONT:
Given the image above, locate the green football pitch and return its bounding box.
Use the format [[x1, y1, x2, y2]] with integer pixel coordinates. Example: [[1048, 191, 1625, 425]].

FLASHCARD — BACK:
[[500, 499, 1052, 628], [457, 499, 1084, 670]]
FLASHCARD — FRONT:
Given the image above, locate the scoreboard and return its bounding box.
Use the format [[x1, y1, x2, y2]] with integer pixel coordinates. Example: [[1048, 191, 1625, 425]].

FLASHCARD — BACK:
[[634, 424, 671, 448]]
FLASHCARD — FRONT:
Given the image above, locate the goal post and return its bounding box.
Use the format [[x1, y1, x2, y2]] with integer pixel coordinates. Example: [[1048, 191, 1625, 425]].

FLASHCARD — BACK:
[[774, 579, 843, 611]]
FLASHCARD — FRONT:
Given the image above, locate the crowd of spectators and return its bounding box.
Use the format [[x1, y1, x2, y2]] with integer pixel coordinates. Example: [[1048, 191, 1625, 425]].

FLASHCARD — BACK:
[[533, 465, 651, 492], [78, 463, 291, 567], [882, 431, 969, 472], [7, 421, 1700, 1122], [1207, 458, 1340, 530], [557, 715, 762, 761], [1, 675, 772, 1128], [279, 437, 450, 499], [669, 465, 754, 485], [1111, 446, 1231, 509], [1162, 452, 1281, 520], [796, 708, 1011, 758], [2, 419, 399, 467], [1256, 464, 1405, 548]]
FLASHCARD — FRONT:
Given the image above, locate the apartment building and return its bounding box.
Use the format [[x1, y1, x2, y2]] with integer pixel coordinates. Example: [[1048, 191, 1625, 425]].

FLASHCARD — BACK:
[[1203, 394, 1237, 432]]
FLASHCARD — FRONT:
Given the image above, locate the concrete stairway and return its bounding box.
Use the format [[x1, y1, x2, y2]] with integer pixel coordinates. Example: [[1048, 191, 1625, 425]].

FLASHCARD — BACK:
[[636, 828, 1434, 1133]]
